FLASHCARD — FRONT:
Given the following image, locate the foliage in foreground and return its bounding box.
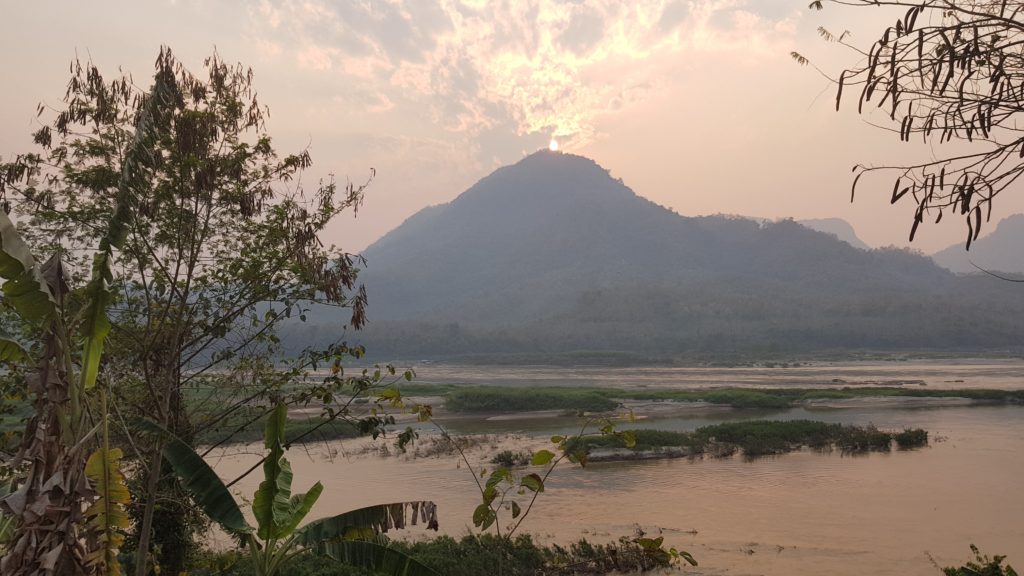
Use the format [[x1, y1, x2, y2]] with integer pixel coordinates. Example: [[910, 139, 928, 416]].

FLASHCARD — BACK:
[[1, 46, 379, 574], [147, 403, 439, 576], [187, 533, 678, 576]]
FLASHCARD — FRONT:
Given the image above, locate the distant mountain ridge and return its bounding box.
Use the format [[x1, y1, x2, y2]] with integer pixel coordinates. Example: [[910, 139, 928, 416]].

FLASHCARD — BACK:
[[287, 151, 1024, 358], [931, 214, 1024, 274], [798, 218, 870, 250]]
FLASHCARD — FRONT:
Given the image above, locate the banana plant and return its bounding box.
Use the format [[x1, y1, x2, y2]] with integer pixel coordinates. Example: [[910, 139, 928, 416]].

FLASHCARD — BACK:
[[143, 403, 440, 576], [0, 210, 130, 576]]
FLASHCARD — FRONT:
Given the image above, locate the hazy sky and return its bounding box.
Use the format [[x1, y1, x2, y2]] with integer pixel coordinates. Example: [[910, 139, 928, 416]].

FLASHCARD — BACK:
[[3, 1, 1020, 254]]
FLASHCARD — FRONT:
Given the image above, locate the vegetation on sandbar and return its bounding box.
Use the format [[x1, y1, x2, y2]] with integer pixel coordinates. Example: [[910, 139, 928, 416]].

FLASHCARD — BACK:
[[443, 387, 618, 413], [564, 420, 928, 459]]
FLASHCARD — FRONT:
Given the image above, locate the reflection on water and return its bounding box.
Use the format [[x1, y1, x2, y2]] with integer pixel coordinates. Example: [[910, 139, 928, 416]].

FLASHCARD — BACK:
[[210, 403, 1024, 576]]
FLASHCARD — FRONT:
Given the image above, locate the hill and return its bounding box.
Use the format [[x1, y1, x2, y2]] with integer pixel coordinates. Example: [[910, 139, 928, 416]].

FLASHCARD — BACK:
[[932, 214, 1024, 275], [285, 151, 1024, 359]]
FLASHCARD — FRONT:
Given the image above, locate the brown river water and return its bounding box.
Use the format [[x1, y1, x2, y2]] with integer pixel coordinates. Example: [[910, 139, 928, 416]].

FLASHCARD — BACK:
[[209, 361, 1024, 575]]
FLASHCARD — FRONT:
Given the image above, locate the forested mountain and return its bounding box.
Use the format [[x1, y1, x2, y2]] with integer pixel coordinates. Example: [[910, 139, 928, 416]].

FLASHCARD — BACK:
[[932, 214, 1024, 275], [285, 151, 1024, 359]]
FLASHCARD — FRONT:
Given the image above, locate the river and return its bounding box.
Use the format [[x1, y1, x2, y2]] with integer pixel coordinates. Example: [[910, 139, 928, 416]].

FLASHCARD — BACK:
[[209, 360, 1024, 575]]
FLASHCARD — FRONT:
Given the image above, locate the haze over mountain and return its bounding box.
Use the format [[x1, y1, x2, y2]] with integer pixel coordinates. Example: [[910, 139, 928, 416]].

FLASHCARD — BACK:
[[289, 151, 1024, 359], [931, 214, 1024, 275]]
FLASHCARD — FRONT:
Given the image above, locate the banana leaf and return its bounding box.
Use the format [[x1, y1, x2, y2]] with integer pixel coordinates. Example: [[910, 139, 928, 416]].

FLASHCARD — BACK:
[[138, 419, 251, 535], [253, 404, 323, 540], [274, 483, 323, 541], [0, 211, 55, 325], [253, 403, 291, 539], [296, 501, 439, 547], [0, 336, 29, 363]]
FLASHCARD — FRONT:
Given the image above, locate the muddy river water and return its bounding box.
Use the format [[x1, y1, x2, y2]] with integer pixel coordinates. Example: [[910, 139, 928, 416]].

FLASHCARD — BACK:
[[209, 360, 1024, 575]]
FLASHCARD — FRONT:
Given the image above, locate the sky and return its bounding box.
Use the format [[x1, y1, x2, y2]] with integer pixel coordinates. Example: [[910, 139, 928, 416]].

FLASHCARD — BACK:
[[3, 0, 1021, 254]]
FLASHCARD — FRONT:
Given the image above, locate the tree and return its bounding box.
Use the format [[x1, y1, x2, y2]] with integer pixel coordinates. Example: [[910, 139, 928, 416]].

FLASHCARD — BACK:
[[0, 47, 372, 574], [799, 1, 1024, 248]]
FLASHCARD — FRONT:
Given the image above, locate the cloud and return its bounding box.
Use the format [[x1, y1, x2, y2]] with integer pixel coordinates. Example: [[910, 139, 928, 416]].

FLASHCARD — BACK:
[[249, 0, 799, 147]]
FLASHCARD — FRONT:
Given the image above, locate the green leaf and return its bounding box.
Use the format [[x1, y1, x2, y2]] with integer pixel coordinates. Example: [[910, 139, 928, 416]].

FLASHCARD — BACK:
[[485, 468, 510, 489], [0, 336, 29, 362], [79, 255, 114, 390], [297, 501, 439, 547], [550, 435, 565, 444], [320, 540, 441, 576], [0, 211, 56, 324], [275, 482, 323, 540], [380, 387, 402, 407], [253, 404, 295, 539], [482, 485, 498, 506], [530, 449, 555, 466], [510, 501, 521, 519], [679, 550, 699, 566], [137, 419, 251, 535], [472, 504, 496, 530], [519, 473, 544, 493]]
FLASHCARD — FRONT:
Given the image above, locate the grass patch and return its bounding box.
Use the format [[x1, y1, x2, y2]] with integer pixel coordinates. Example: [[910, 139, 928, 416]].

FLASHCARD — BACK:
[[190, 405, 360, 446]]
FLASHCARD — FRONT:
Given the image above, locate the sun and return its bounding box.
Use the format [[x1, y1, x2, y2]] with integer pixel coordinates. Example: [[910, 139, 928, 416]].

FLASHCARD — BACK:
[[548, 138, 559, 152]]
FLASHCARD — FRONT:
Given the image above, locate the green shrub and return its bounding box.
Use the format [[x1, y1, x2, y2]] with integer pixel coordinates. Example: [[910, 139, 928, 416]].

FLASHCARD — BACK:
[[893, 428, 928, 449], [491, 450, 531, 467]]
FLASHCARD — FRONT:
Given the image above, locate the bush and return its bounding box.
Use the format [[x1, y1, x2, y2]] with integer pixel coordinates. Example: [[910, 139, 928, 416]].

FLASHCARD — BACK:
[[491, 450, 531, 467], [893, 428, 928, 449]]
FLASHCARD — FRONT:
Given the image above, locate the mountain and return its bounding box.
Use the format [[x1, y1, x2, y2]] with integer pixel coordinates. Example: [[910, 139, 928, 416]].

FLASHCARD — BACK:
[[798, 218, 870, 250], [931, 214, 1024, 274], [288, 151, 1024, 358]]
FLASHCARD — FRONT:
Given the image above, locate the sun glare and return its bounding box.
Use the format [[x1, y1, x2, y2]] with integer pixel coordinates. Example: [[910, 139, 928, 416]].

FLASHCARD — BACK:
[[549, 138, 559, 152]]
